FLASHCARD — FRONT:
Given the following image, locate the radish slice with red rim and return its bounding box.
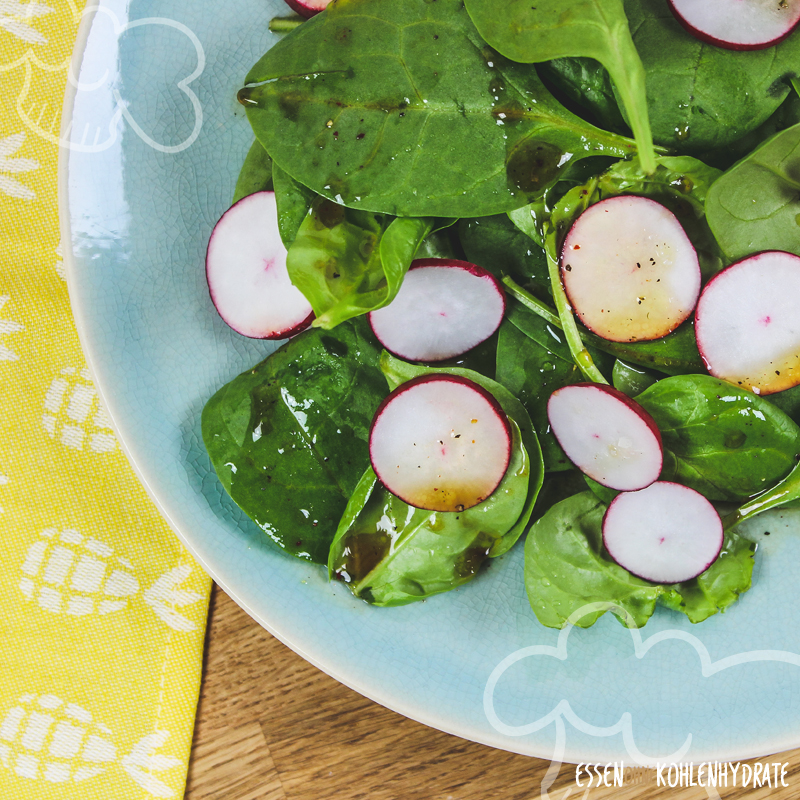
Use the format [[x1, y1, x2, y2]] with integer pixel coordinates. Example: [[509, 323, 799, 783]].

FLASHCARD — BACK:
[[547, 383, 663, 491], [368, 259, 505, 362], [668, 0, 800, 51], [369, 374, 511, 512], [283, 0, 331, 18], [561, 196, 701, 343], [206, 191, 314, 339], [603, 482, 724, 584], [695, 251, 800, 395]]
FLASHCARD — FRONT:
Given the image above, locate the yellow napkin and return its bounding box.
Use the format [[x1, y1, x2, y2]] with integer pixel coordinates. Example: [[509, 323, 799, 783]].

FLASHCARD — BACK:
[[0, 2, 211, 798]]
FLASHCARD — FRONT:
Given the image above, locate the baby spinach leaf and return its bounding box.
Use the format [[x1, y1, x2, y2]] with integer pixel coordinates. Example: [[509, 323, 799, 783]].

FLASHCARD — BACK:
[[584, 325, 703, 377], [624, 0, 799, 153], [240, 0, 636, 218], [201, 320, 387, 564], [496, 316, 574, 472], [458, 215, 549, 291], [416, 227, 460, 261], [506, 156, 620, 250], [525, 492, 664, 629], [379, 352, 545, 556], [538, 57, 629, 134], [202, 366, 266, 494], [328, 418, 531, 606], [286, 198, 434, 329], [232, 139, 273, 204], [583, 477, 619, 506], [697, 92, 800, 172], [272, 163, 316, 247], [636, 376, 800, 503], [659, 531, 756, 624], [705, 123, 800, 261], [546, 0, 800, 153], [725, 455, 800, 530], [525, 491, 755, 629], [530, 470, 590, 525], [611, 359, 660, 397], [463, 0, 655, 172], [769, 383, 800, 424]]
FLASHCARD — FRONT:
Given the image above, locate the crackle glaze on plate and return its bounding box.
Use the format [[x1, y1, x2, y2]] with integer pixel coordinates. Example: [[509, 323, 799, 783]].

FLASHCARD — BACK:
[[61, 0, 800, 764]]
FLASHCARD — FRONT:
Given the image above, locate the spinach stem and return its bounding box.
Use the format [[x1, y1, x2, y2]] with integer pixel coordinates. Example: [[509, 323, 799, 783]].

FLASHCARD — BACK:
[[606, 40, 656, 174], [269, 16, 304, 33], [501, 277, 561, 328], [543, 228, 609, 385], [723, 460, 800, 531], [792, 77, 800, 101]]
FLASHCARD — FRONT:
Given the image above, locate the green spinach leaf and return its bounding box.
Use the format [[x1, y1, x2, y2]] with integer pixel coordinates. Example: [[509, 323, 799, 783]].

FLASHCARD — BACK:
[[272, 163, 316, 247], [705, 123, 800, 261], [201, 320, 387, 564], [240, 0, 636, 218], [543, 0, 800, 153], [232, 139, 273, 204], [538, 57, 629, 134], [611, 359, 660, 397], [659, 531, 756, 624], [529, 470, 590, 524], [525, 492, 754, 629], [585, 323, 703, 377], [380, 352, 545, 556], [725, 453, 800, 530], [286, 198, 434, 329], [637, 375, 800, 503], [458, 215, 549, 291], [463, 0, 655, 172], [624, 0, 799, 153], [525, 492, 664, 629]]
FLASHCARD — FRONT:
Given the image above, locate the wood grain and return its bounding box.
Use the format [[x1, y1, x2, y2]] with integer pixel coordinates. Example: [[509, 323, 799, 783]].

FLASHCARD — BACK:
[[186, 586, 800, 800]]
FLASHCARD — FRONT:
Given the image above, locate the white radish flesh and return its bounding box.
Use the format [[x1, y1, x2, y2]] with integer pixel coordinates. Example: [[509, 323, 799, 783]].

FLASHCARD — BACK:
[[368, 259, 505, 362], [696, 251, 800, 395], [669, 0, 800, 50], [603, 482, 724, 584], [206, 191, 314, 339], [369, 374, 511, 512], [547, 383, 663, 491], [561, 196, 701, 342], [283, 0, 331, 18]]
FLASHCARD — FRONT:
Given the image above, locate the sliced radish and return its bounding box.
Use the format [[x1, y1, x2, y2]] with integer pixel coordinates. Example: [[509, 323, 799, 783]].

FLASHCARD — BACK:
[[561, 196, 701, 343], [283, 0, 331, 18], [668, 0, 800, 51], [603, 482, 724, 584], [547, 383, 663, 491], [206, 191, 314, 339], [368, 259, 505, 362], [695, 251, 800, 395], [369, 374, 511, 512]]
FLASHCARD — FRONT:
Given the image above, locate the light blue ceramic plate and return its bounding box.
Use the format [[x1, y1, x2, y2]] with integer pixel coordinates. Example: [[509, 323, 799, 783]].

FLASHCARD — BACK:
[[62, 0, 800, 765]]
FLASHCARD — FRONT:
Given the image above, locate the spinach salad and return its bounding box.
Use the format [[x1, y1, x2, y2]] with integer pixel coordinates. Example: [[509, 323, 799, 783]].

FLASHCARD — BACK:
[[202, 0, 800, 629]]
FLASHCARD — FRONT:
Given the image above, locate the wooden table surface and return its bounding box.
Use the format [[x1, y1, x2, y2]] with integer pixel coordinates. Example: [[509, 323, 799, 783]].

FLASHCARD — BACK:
[[185, 586, 800, 800]]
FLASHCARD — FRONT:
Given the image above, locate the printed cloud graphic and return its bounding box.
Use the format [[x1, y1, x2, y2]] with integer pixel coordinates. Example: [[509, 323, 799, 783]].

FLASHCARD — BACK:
[[2, 4, 204, 153], [484, 601, 800, 766]]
